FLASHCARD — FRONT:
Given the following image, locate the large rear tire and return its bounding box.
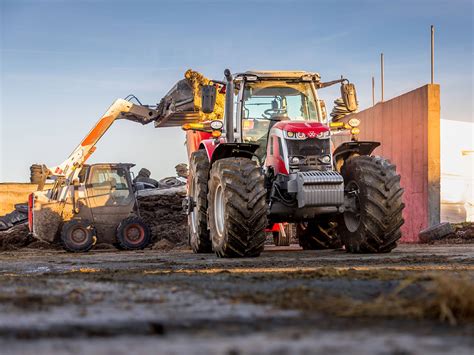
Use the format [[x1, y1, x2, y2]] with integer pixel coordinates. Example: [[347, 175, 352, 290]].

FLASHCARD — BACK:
[[188, 150, 212, 253], [297, 217, 342, 250], [208, 158, 267, 258], [338, 155, 405, 253]]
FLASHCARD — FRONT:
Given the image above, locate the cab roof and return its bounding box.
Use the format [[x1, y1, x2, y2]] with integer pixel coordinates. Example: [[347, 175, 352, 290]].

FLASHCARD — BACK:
[[236, 70, 321, 81]]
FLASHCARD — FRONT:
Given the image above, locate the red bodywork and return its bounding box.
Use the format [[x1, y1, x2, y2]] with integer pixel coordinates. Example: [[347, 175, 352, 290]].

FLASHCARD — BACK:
[[186, 130, 212, 157], [265, 133, 288, 174], [272, 121, 329, 135], [266, 121, 331, 175]]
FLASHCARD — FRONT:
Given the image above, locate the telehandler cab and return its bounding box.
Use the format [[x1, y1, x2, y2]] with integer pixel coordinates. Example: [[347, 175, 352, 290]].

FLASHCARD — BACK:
[[55, 163, 150, 252]]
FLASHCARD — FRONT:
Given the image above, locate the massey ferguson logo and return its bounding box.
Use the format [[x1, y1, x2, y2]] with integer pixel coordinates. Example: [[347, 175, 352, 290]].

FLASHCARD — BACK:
[[308, 131, 316, 138]]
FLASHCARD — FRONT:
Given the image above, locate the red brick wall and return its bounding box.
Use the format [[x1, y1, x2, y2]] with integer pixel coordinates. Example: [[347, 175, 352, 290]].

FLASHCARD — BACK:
[[332, 84, 440, 242]]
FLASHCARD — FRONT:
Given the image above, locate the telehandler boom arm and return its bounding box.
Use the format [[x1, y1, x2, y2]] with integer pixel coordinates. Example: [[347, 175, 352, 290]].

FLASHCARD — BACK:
[[48, 98, 158, 181]]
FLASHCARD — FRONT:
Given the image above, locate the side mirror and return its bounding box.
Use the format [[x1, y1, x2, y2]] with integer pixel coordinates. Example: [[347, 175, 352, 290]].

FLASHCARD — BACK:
[[201, 85, 217, 114], [341, 83, 358, 112]]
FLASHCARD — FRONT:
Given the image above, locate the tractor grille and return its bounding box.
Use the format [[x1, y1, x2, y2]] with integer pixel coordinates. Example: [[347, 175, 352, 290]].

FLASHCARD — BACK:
[[286, 138, 330, 157], [286, 138, 331, 172]]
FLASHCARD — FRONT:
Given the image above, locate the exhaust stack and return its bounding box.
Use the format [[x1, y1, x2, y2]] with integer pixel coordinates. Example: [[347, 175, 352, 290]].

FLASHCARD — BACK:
[[224, 69, 234, 143]]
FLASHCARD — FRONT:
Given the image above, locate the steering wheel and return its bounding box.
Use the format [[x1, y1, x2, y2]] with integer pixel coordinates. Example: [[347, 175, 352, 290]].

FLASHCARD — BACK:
[[263, 108, 287, 119]]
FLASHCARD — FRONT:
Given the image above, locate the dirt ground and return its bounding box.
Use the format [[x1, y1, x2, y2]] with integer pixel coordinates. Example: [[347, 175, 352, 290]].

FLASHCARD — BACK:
[[0, 243, 472, 355]]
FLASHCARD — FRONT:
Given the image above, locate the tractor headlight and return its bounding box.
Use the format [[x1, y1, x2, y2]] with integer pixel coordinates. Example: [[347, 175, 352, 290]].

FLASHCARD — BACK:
[[284, 131, 306, 140], [319, 155, 331, 164], [210, 120, 223, 130], [316, 130, 330, 139], [291, 156, 300, 164]]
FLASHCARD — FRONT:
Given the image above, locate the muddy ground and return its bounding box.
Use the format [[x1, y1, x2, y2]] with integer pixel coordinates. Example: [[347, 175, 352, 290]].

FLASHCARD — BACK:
[[0, 243, 472, 355]]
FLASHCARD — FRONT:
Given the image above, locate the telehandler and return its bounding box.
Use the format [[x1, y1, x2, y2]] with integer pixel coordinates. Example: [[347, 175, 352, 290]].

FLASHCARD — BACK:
[[28, 99, 159, 252]]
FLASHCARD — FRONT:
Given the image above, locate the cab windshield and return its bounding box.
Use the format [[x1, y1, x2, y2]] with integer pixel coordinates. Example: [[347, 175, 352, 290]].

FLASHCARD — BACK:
[[241, 80, 319, 144]]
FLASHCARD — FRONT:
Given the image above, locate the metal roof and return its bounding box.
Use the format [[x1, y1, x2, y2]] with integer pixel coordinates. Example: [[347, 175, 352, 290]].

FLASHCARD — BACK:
[[236, 70, 321, 80]]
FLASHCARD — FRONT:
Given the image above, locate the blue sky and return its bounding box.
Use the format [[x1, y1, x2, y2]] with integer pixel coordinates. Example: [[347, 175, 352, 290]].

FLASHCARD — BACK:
[[1, 0, 472, 181]]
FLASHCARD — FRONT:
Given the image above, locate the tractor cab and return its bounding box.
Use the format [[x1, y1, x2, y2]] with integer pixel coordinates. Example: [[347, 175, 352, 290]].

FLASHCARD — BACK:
[[234, 71, 330, 173]]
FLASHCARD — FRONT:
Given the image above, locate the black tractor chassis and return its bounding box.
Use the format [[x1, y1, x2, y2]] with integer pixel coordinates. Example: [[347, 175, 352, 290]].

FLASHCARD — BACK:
[[267, 171, 345, 224]]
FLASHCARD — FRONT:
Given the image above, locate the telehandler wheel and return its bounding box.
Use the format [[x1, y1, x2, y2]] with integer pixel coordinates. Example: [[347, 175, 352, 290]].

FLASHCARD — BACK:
[[208, 158, 267, 258], [61, 220, 96, 253], [273, 224, 292, 246], [115, 216, 151, 250], [338, 156, 405, 253], [188, 150, 212, 253], [296, 218, 342, 250]]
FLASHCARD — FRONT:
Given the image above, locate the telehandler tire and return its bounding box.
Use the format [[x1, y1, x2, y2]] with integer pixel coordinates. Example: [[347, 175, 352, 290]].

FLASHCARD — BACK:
[[61, 220, 96, 253], [115, 216, 151, 250], [297, 218, 342, 250], [338, 156, 405, 253], [188, 150, 212, 253], [208, 158, 267, 258]]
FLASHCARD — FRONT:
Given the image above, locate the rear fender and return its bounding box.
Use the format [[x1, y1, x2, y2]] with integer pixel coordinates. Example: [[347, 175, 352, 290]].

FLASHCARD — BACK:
[[333, 141, 380, 171]]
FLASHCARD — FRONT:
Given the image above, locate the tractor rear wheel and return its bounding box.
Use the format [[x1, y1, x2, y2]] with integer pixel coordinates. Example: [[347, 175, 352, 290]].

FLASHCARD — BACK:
[[115, 216, 151, 250], [296, 218, 342, 250], [61, 220, 96, 252], [208, 158, 267, 258], [338, 155, 405, 253], [188, 150, 212, 253]]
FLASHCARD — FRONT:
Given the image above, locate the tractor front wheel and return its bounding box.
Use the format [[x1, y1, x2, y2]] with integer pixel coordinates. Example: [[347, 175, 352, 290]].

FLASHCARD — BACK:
[[208, 158, 267, 258], [338, 155, 405, 253]]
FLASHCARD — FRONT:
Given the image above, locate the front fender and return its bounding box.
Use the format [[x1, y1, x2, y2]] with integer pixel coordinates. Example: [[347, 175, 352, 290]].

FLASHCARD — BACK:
[[209, 142, 259, 165], [333, 141, 380, 171]]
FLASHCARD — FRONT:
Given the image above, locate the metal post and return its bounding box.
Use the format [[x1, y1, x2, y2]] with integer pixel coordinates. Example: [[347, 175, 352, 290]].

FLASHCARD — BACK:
[[380, 53, 384, 102], [372, 76, 375, 106], [431, 25, 435, 84]]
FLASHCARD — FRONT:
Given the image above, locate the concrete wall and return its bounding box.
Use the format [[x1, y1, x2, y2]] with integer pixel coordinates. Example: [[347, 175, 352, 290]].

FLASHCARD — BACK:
[[0, 183, 52, 215], [332, 84, 440, 242]]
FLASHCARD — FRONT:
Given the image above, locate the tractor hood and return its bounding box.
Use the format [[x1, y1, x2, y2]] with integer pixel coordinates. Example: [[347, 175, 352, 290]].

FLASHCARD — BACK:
[[273, 121, 329, 137]]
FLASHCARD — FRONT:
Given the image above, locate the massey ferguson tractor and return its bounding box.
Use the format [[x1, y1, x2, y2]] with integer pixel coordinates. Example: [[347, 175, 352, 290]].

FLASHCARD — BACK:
[[173, 69, 405, 257]]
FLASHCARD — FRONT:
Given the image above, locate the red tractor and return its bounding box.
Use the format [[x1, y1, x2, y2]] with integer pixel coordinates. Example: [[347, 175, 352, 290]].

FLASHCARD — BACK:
[[180, 70, 404, 258]]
